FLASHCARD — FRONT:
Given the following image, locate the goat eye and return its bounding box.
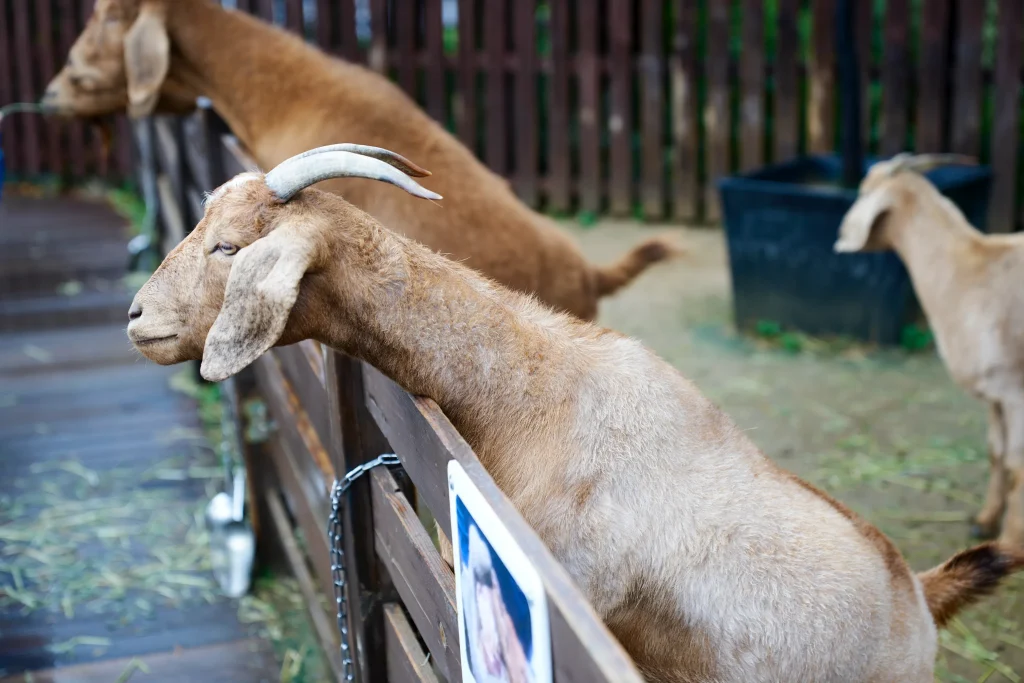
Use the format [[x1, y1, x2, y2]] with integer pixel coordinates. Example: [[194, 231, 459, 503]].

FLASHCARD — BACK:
[[216, 242, 238, 256]]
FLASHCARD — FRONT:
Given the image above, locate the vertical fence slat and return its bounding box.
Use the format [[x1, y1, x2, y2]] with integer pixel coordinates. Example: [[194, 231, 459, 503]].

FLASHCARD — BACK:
[[670, 0, 699, 221], [739, 0, 764, 172], [704, 0, 730, 222], [639, 0, 664, 218], [256, 0, 274, 22], [0, 1, 16, 169], [58, 0, 86, 178], [989, 0, 1022, 233], [577, 1, 601, 214], [314, 0, 332, 48], [950, 0, 984, 157], [880, 0, 910, 156], [336, 0, 358, 61], [485, 0, 507, 175], [916, 0, 951, 152], [607, 0, 633, 216], [12, 0, 40, 175], [773, 0, 800, 163], [424, 0, 446, 124], [396, 0, 416, 96], [514, 0, 538, 206], [285, 0, 304, 35], [857, 0, 872, 153], [235, 0, 253, 13], [547, 0, 570, 213], [808, 0, 835, 155], [36, 0, 62, 175], [368, 0, 388, 73], [457, 0, 477, 151]]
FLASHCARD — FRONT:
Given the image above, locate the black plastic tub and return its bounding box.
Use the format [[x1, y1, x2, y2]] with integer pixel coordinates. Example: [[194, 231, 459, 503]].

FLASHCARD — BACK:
[[717, 154, 992, 345]]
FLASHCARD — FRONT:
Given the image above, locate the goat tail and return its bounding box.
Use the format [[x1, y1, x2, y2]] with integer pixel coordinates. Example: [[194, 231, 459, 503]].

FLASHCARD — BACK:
[[917, 542, 1024, 628], [594, 236, 683, 297]]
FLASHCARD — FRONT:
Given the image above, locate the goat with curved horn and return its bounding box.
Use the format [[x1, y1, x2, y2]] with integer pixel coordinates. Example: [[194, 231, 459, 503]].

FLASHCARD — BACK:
[[265, 145, 442, 203]]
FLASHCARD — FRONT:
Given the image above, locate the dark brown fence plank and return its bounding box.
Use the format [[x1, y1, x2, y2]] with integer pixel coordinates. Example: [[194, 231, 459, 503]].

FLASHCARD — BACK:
[[880, 0, 910, 156], [396, 0, 417, 97], [58, 0, 87, 178], [370, 468, 461, 681], [607, 0, 633, 216], [35, 0, 62, 175], [739, 0, 764, 172], [639, 0, 664, 218], [0, 1, 16, 170], [916, 0, 951, 152], [989, 0, 1022, 233], [383, 604, 441, 683], [274, 344, 331, 448], [773, 0, 800, 162], [234, 0, 253, 13], [457, 0, 477, 151], [950, 0, 985, 157], [671, 0, 699, 220], [515, 0, 538, 206], [256, 0, 274, 22], [857, 0, 872, 149], [424, 0, 446, 124], [808, 0, 835, 154], [12, 0, 40, 175], [704, 0, 730, 222], [485, 0, 508, 174], [285, 0, 304, 35], [369, 0, 388, 72], [577, 2, 601, 214], [547, 0, 571, 213]]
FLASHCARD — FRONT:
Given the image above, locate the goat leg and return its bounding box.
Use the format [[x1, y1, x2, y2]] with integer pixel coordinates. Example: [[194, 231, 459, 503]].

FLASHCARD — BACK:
[[997, 400, 1024, 550], [972, 402, 1009, 539]]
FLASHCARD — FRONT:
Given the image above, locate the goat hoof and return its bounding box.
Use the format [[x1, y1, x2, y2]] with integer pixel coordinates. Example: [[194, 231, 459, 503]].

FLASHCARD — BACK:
[[969, 520, 999, 540]]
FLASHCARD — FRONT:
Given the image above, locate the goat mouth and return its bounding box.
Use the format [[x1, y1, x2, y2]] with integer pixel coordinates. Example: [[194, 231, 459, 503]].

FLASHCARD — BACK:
[[134, 335, 178, 346]]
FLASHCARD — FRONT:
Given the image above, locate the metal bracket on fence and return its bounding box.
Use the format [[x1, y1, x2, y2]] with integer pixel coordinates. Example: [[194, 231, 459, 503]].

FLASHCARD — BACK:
[[328, 453, 404, 682]]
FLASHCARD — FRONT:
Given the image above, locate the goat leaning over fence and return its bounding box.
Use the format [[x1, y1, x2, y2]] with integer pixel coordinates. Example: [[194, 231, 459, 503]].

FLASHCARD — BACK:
[[126, 144, 1024, 683], [42, 0, 679, 321], [836, 153, 1024, 550]]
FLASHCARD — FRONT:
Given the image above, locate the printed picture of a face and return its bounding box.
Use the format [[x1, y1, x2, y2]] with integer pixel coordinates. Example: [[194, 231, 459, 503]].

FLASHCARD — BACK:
[[464, 523, 533, 683]]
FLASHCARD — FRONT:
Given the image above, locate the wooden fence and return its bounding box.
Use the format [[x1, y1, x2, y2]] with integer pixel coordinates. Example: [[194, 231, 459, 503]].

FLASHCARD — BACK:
[[140, 103, 646, 681], [6, 0, 1024, 231]]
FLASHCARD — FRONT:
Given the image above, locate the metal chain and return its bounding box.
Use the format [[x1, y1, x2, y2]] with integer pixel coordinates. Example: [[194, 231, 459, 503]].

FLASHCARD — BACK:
[[328, 453, 402, 682]]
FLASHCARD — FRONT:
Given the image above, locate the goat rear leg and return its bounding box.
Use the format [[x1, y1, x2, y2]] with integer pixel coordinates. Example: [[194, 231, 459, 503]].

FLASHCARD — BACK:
[[998, 400, 1024, 550], [972, 402, 1008, 539]]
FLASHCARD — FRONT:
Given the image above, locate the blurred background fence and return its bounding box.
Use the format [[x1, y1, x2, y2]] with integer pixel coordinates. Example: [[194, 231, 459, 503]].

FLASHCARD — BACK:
[[2, 0, 1023, 230]]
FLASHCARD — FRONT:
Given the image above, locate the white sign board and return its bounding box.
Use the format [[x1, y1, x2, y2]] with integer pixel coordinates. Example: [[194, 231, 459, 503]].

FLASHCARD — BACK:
[[448, 460, 552, 683]]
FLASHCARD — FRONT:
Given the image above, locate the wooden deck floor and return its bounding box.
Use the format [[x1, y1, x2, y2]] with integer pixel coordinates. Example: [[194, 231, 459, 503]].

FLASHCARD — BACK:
[[0, 195, 277, 682]]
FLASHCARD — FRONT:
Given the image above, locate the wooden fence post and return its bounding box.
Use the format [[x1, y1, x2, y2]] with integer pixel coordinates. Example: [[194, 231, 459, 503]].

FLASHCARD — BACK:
[[327, 353, 393, 683], [989, 0, 1022, 233]]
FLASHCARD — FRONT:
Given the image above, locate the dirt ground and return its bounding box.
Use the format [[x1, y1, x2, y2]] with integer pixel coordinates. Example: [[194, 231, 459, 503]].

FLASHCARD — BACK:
[[566, 219, 1024, 683]]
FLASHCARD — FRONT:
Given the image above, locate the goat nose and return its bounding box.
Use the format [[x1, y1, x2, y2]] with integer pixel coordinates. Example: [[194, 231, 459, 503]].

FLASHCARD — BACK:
[[128, 301, 143, 321]]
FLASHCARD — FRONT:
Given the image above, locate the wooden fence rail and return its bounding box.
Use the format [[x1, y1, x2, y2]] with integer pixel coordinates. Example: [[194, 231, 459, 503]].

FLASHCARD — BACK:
[[141, 102, 645, 681], [5, 0, 1024, 231]]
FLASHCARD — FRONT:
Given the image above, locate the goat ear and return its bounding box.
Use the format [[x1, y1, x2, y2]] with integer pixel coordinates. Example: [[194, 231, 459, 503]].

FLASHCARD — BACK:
[[200, 228, 316, 382], [124, 5, 170, 118], [834, 188, 893, 253]]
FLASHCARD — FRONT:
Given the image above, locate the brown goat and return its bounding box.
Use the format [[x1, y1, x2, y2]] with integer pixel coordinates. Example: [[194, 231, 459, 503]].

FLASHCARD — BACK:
[[128, 146, 1024, 683], [836, 153, 1024, 550], [42, 0, 679, 321]]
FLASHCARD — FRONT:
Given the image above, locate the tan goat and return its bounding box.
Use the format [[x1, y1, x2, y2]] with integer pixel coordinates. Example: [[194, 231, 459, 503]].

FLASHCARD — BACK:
[[128, 145, 1024, 683], [42, 0, 678, 321], [835, 153, 1024, 550]]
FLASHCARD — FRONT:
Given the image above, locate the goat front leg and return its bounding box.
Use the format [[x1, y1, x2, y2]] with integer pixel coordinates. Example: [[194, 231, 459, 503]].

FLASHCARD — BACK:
[[999, 399, 1024, 550], [973, 402, 1008, 539]]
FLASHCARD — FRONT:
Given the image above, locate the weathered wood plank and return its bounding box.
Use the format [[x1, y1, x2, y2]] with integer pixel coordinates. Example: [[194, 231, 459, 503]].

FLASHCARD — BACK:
[[577, 3, 601, 214], [607, 0, 634, 216], [639, 0, 665, 218], [457, 0, 478, 152], [11, 0, 40, 175], [950, 0, 985, 157], [384, 604, 442, 683], [35, 0, 63, 174], [704, 0, 730, 222], [396, 0, 417, 96], [916, 0, 952, 152], [285, 0, 304, 35], [880, 0, 910, 155], [739, 0, 764, 172], [808, 0, 836, 154], [485, 0, 508, 174], [990, 0, 1022, 233], [671, 0, 699, 220], [773, 0, 800, 162], [424, 0, 446, 124], [371, 467, 460, 681], [547, 0, 571, 213], [515, 0, 539, 206]]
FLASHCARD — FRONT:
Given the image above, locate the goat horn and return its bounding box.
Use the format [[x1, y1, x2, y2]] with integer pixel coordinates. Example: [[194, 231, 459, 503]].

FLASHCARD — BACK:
[[265, 149, 442, 203], [285, 143, 432, 177], [890, 153, 977, 175]]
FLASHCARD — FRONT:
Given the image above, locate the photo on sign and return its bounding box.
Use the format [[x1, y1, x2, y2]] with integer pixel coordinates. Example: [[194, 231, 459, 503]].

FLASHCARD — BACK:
[[449, 460, 552, 683]]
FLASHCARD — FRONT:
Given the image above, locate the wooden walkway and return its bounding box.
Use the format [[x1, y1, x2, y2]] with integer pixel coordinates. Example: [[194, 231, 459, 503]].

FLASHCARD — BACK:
[[0, 195, 277, 682]]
